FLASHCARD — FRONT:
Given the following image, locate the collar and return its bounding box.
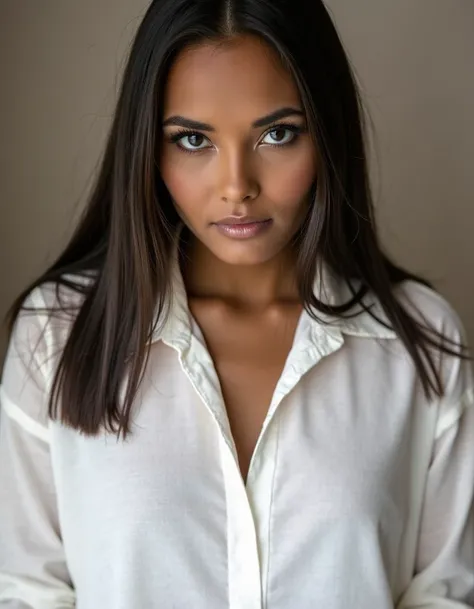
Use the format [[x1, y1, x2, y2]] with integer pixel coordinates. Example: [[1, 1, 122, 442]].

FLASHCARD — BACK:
[[150, 236, 398, 348]]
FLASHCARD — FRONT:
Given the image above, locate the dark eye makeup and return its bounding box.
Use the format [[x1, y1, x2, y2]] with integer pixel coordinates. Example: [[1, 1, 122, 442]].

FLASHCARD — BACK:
[[164, 122, 307, 154]]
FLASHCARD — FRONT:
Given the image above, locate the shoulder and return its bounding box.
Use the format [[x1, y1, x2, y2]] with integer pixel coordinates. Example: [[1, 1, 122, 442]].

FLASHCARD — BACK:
[[395, 280, 467, 343], [396, 280, 473, 426], [34, 271, 96, 312], [1, 273, 96, 433], [25, 271, 96, 318], [6, 272, 96, 381]]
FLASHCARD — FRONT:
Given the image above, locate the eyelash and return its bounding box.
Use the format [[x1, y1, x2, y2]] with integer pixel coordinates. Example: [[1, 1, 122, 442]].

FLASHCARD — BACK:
[[166, 123, 306, 155]]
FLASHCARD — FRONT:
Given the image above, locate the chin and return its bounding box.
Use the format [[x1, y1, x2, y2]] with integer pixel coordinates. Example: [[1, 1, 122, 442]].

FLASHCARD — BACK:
[[218, 253, 270, 266], [209, 240, 286, 267]]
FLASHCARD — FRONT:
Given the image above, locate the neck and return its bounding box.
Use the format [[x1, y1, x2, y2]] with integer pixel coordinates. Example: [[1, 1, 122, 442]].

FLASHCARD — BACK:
[[181, 236, 300, 310]]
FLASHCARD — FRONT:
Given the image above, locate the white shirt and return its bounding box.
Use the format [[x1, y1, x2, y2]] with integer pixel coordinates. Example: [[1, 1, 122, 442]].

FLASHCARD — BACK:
[[0, 260, 473, 609]]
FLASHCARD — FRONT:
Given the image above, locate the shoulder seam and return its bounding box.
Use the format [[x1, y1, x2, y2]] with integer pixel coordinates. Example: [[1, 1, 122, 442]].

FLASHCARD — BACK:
[[0, 385, 51, 444], [28, 286, 56, 392], [435, 387, 474, 440]]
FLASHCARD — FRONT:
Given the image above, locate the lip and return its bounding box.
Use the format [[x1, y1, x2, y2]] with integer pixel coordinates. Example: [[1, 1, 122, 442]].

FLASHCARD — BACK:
[[212, 217, 273, 239], [215, 216, 269, 225]]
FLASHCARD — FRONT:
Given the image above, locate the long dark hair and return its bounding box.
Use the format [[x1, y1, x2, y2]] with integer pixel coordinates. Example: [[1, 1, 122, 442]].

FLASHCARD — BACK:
[[4, 0, 468, 437]]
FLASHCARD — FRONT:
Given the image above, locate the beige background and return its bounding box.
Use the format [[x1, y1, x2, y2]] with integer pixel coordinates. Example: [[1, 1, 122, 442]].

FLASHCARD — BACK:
[[0, 0, 473, 363]]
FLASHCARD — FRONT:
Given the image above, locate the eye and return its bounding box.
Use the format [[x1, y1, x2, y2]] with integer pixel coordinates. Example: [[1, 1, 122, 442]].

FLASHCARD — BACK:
[[170, 131, 212, 151], [260, 125, 301, 146]]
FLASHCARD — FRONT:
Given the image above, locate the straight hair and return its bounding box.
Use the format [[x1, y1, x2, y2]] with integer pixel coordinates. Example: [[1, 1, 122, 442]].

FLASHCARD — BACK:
[[5, 0, 468, 437]]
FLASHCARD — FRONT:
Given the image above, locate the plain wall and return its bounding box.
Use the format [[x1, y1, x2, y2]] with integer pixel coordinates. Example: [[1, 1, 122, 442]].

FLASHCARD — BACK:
[[1, 0, 473, 363]]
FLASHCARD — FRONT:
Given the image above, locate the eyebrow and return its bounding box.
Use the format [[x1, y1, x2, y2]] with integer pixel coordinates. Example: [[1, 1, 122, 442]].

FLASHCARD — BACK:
[[162, 106, 304, 132]]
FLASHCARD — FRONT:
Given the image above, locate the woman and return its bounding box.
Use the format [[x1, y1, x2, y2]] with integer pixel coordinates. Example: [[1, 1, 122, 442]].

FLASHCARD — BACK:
[[0, 0, 473, 607]]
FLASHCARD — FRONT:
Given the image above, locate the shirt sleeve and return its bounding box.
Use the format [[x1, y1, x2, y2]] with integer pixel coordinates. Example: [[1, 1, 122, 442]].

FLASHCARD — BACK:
[[0, 289, 76, 609], [397, 355, 474, 608]]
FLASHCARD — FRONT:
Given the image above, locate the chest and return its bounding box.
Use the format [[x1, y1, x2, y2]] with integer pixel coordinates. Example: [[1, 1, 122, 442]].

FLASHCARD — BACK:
[[189, 302, 302, 481], [53, 338, 430, 606]]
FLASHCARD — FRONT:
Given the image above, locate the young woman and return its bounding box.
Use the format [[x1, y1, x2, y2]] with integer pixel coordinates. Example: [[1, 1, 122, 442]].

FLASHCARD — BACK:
[[0, 0, 473, 608]]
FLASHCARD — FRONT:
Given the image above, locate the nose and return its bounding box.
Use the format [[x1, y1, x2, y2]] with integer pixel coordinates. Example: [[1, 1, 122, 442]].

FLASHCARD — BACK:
[[218, 147, 260, 204]]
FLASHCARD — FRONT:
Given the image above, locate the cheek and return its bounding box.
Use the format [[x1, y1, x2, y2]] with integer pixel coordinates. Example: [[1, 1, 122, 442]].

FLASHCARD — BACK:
[[160, 143, 317, 223], [263, 147, 316, 213], [160, 154, 212, 218]]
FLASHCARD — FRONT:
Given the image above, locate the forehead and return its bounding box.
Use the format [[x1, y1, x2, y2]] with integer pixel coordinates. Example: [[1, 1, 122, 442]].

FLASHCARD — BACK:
[[162, 35, 301, 120]]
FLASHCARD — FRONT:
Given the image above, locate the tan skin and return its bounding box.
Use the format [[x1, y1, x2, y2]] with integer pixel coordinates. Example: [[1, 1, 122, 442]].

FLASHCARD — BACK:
[[160, 35, 317, 482]]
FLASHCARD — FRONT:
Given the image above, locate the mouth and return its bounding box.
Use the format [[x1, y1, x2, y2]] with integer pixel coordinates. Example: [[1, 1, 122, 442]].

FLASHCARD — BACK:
[[212, 217, 273, 239]]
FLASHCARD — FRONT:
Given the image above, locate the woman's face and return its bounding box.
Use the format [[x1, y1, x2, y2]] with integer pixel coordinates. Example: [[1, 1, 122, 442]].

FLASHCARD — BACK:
[[160, 35, 317, 266]]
